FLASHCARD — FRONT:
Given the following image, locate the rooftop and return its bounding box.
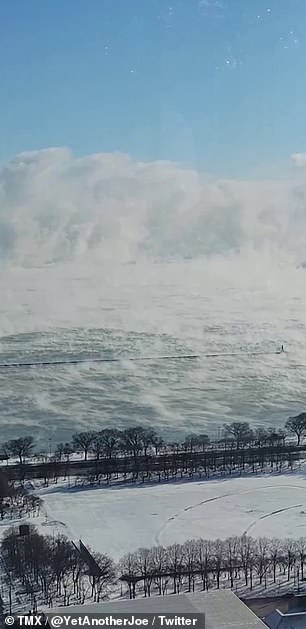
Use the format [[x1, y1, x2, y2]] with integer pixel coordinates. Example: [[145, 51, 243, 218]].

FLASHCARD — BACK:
[[49, 590, 267, 628], [265, 608, 306, 628]]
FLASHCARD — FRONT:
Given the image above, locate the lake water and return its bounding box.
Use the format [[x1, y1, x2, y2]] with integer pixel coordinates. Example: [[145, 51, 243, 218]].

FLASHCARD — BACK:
[[1, 255, 306, 449]]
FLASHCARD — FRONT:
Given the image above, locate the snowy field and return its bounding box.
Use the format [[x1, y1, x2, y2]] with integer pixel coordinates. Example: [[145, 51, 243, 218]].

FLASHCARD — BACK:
[[38, 473, 306, 560]]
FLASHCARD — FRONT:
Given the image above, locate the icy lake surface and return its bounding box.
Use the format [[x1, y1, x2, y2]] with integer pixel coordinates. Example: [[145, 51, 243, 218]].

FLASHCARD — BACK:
[[1, 257, 306, 444]]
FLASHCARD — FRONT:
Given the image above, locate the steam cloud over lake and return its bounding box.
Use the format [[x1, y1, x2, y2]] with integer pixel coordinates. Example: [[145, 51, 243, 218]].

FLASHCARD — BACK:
[[1, 147, 306, 265]]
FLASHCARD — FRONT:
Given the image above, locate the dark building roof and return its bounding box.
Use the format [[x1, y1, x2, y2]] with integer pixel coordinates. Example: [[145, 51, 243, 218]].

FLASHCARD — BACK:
[[48, 590, 266, 628]]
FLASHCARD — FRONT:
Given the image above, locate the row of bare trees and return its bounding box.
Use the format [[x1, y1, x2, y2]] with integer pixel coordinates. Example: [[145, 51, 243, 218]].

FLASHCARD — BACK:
[[2, 413, 306, 470], [70, 427, 165, 462], [119, 535, 306, 599], [54, 416, 306, 463], [1, 526, 115, 610], [4, 527, 305, 608]]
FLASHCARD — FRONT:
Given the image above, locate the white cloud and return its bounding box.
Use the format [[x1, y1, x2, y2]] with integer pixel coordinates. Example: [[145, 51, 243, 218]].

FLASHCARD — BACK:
[[0, 148, 306, 267], [291, 153, 306, 168]]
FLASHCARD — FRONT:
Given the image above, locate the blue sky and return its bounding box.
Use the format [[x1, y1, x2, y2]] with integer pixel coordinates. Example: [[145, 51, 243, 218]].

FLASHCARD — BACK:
[[0, 0, 306, 177]]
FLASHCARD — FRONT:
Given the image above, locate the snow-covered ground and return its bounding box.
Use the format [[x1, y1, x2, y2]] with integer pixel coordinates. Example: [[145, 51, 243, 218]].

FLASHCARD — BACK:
[[37, 472, 306, 560]]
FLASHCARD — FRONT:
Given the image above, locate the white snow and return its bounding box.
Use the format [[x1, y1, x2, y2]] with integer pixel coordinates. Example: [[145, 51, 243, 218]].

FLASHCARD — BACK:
[[37, 473, 306, 560]]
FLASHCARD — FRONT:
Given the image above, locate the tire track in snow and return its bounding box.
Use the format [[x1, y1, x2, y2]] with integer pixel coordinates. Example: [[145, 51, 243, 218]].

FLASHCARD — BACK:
[[154, 482, 306, 545], [243, 504, 303, 535], [154, 492, 232, 544]]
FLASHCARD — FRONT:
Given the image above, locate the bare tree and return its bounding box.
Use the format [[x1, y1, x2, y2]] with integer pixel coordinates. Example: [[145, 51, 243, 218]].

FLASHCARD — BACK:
[[285, 414, 306, 446], [151, 435, 165, 456], [197, 434, 210, 452], [166, 543, 185, 594], [90, 433, 105, 461], [223, 422, 252, 449], [99, 429, 122, 460], [0, 472, 15, 521], [182, 540, 198, 592], [51, 535, 76, 596], [72, 432, 96, 461], [63, 443, 74, 462], [255, 537, 270, 587], [282, 538, 297, 581], [134, 548, 154, 597], [4, 437, 35, 465], [88, 551, 116, 602], [182, 433, 209, 453], [118, 552, 139, 599], [141, 428, 159, 457], [296, 537, 306, 581], [254, 427, 268, 447], [238, 535, 255, 587], [120, 427, 147, 465], [195, 538, 213, 591], [54, 443, 65, 461], [151, 546, 168, 595], [268, 538, 282, 584], [277, 429, 287, 446], [211, 539, 224, 590], [266, 428, 283, 447], [182, 434, 199, 453], [224, 536, 239, 588]]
